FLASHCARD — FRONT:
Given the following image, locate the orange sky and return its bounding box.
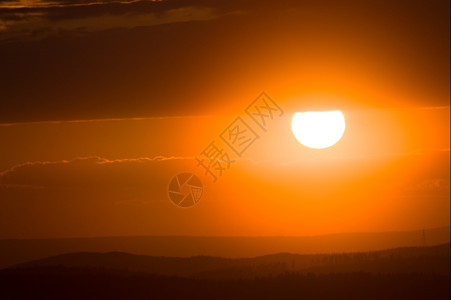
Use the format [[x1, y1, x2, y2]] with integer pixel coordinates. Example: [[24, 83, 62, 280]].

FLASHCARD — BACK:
[[0, 0, 449, 239], [0, 105, 448, 238]]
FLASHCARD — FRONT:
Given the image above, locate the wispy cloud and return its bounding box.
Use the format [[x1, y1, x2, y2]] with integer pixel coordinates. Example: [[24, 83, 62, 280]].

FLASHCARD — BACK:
[[0, 0, 160, 9], [0, 0, 220, 42], [408, 178, 450, 193], [0, 155, 194, 178], [0, 114, 212, 127]]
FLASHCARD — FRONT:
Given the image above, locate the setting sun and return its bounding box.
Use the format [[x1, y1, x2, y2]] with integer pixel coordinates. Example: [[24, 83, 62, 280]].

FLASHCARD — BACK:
[[291, 110, 346, 149]]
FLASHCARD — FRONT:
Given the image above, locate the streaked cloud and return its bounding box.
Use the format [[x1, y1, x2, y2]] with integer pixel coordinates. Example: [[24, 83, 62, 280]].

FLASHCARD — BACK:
[[0, 155, 194, 189], [0, 0, 160, 9], [0, 1, 218, 41], [410, 178, 450, 193], [0, 114, 212, 127]]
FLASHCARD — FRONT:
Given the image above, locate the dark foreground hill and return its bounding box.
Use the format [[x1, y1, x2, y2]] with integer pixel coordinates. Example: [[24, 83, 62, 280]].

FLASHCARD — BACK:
[[1, 244, 449, 299], [7, 243, 450, 279], [0, 226, 449, 269], [0, 269, 448, 300]]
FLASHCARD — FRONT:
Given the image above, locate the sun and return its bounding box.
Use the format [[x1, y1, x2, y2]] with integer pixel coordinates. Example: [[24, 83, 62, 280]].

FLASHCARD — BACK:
[[291, 110, 345, 149]]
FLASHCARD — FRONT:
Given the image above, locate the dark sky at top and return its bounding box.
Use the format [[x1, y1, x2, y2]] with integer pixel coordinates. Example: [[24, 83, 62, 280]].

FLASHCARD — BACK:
[[0, 0, 449, 123]]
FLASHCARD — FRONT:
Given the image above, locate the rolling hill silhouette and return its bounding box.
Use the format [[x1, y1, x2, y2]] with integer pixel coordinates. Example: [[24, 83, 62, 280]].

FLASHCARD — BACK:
[[7, 243, 450, 279], [1, 244, 449, 300], [0, 226, 448, 269]]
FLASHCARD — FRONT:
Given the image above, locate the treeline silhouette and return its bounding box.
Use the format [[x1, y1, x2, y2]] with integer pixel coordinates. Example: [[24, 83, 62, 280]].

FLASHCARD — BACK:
[[0, 266, 449, 300], [8, 244, 450, 279], [1, 226, 449, 269], [1, 244, 449, 299]]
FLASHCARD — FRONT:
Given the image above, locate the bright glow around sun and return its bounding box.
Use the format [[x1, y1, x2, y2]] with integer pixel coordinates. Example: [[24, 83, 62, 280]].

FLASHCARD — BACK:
[[291, 110, 346, 149]]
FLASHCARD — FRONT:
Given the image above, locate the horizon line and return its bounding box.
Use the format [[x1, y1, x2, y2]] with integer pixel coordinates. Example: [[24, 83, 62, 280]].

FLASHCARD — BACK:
[[1, 224, 449, 241]]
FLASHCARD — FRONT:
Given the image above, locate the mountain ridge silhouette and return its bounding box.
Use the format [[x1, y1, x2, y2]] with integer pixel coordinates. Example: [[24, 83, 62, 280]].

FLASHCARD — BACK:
[[7, 243, 450, 278], [1, 225, 448, 269]]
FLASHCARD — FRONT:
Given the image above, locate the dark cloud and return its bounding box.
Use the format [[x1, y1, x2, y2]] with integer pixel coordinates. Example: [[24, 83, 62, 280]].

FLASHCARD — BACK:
[[0, 0, 226, 41], [0, 0, 449, 123], [0, 0, 159, 9], [0, 156, 193, 189], [409, 179, 450, 193]]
